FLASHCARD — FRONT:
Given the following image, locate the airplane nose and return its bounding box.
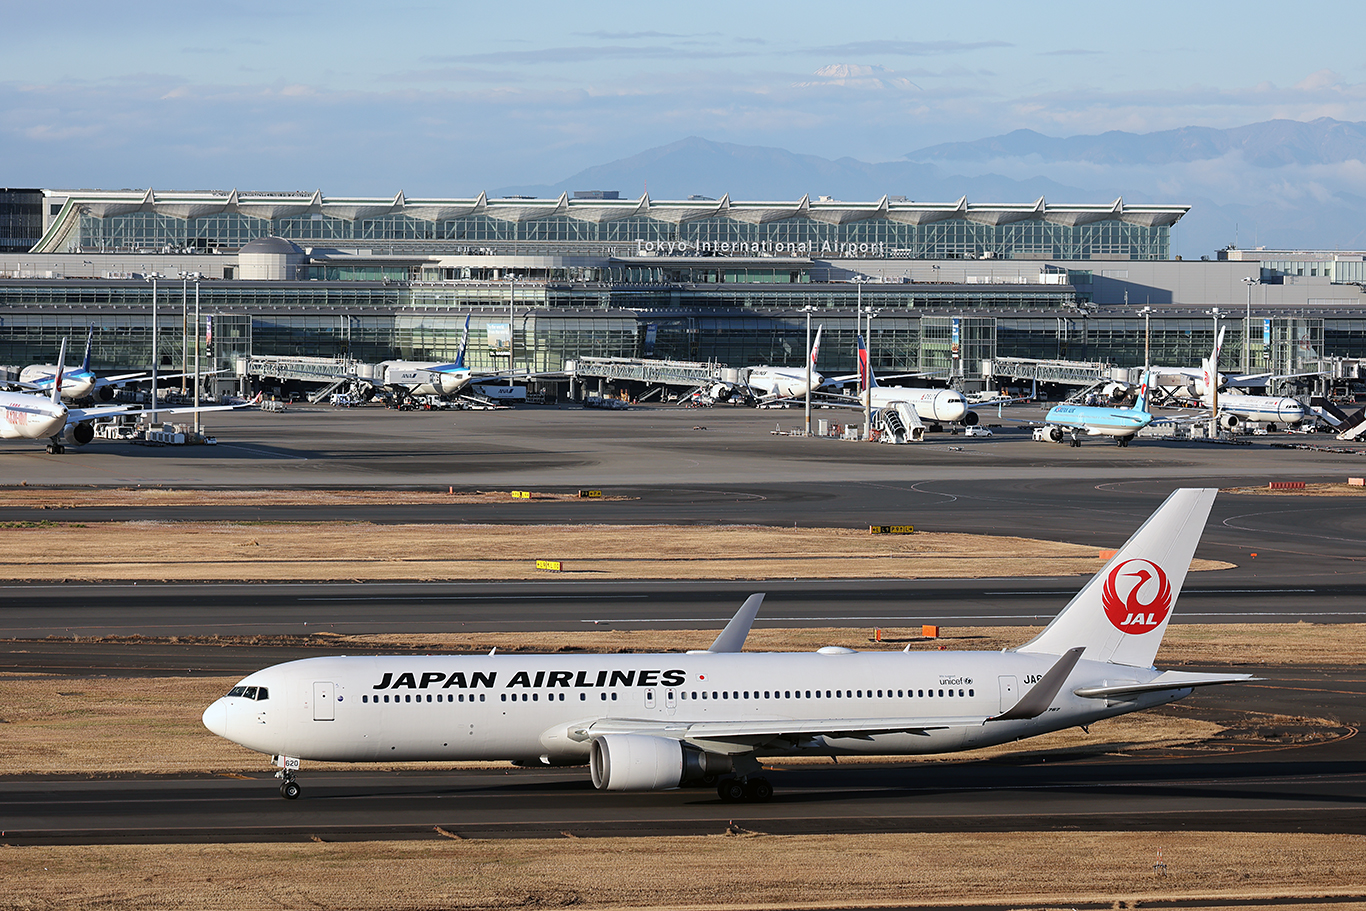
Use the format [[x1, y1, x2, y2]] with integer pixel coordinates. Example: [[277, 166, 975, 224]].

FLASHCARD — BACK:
[[202, 700, 228, 738]]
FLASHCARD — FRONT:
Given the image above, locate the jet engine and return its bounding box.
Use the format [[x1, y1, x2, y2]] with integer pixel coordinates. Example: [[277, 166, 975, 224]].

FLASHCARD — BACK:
[[97, 386, 116, 402], [70, 422, 95, 445], [589, 733, 731, 791], [1219, 413, 1241, 430], [1048, 426, 1065, 443]]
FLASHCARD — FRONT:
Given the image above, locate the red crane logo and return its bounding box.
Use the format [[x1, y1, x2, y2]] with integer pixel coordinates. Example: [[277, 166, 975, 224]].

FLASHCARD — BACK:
[[1101, 559, 1172, 634]]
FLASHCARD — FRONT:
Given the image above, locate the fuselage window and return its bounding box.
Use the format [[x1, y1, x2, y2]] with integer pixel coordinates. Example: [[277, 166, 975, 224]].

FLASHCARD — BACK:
[[712, 692, 718, 700], [918, 690, 924, 697], [501, 694, 507, 702], [969, 689, 974, 697], [898, 690, 903, 697], [459, 694, 465, 702], [383, 695, 390, 703], [436, 694, 442, 703], [363, 695, 368, 703], [825, 690, 831, 698], [405, 694, 412, 703], [700, 692, 707, 700], [938, 689, 944, 697], [814, 690, 821, 699], [611, 693, 618, 701], [948, 689, 953, 697], [722, 691, 728, 700], [959, 689, 965, 697], [784, 691, 791, 698], [427, 694, 433, 703], [877, 690, 883, 698], [764, 691, 770, 699], [479, 694, 485, 702], [856, 690, 862, 698], [532, 693, 538, 702], [743, 691, 749, 699], [601, 693, 607, 700]]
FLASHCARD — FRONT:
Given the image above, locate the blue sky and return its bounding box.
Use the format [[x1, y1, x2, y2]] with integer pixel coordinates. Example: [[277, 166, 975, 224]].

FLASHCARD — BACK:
[[6, 1, 1366, 196]]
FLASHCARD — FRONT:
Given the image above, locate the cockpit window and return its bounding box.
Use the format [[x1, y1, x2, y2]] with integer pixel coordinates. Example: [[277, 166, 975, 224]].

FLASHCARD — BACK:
[[228, 686, 248, 698], [226, 685, 268, 700], [254, 687, 268, 701], [243, 686, 258, 700]]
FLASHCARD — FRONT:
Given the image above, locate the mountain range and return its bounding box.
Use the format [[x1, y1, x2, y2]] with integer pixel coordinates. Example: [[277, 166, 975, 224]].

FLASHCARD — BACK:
[[495, 119, 1366, 258]]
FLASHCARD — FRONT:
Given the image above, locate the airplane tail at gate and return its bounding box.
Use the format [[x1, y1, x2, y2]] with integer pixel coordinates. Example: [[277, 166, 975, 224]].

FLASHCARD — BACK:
[[1016, 488, 1217, 668]]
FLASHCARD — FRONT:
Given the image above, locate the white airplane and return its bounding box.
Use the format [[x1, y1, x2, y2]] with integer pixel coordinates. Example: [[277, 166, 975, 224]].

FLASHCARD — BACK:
[[1040, 371, 1154, 447], [1200, 328, 1307, 431], [742, 326, 825, 399], [827, 336, 974, 427], [15, 327, 154, 402], [373, 316, 476, 398], [203, 488, 1252, 802], [1, 340, 241, 454]]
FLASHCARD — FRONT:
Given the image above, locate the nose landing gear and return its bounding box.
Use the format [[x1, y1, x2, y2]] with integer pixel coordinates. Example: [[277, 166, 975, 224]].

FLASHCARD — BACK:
[[274, 755, 302, 799]]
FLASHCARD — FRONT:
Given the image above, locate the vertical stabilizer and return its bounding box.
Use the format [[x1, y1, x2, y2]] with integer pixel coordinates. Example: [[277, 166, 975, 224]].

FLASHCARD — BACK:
[[80, 326, 94, 373], [810, 325, 823, 371], [1132, 369, 1151, 413], [857, 335, 877, 391], [1016, 488, 1217, 668], [51, 338, 68, 405], [453, 315, 471, 369]]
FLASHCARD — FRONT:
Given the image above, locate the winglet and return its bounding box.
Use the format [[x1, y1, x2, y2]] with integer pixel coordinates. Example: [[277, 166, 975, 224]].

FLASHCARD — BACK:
[[987, 647, 1084, 722], [708, 594, 765, 653]]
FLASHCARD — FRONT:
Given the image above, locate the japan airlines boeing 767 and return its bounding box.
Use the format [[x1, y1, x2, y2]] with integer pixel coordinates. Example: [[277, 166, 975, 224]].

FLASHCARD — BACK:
[[205, 488, 1251, 802]]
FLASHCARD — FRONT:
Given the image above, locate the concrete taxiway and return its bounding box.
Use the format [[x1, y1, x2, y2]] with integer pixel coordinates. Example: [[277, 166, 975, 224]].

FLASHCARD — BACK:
[[3, 404, 1365, 845]]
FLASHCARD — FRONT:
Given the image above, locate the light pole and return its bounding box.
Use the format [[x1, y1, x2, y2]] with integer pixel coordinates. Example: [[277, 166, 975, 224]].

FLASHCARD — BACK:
[[148, 274, 159, 423], [802, 305, 816, 437], [193, 275, 201, 434], [508, 277, 515, 375], [181, 276, 188, 395], [1241, 276, 1257, 374], [1137, 306, 1153, 371], [1208, 307, 1222, 438]]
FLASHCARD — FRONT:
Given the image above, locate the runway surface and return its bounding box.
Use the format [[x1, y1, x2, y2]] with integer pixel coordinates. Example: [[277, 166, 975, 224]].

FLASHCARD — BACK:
[[4, 405, 1366, 844]]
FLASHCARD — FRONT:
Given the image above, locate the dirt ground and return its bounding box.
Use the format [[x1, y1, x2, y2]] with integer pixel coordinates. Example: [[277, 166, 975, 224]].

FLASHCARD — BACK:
[[4, 832, 1364, 911], [0, 520, 1232, 583]]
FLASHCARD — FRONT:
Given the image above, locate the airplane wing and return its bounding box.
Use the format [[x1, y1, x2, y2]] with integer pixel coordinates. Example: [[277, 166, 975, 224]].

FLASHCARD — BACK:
[[576, 714, 983, 750], [1073, 671, 1256, 698], [67, 402, 246, 423]]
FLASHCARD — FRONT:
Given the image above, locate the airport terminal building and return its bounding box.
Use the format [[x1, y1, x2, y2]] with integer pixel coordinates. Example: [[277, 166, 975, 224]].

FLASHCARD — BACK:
[[2, 187, 1364, 395]]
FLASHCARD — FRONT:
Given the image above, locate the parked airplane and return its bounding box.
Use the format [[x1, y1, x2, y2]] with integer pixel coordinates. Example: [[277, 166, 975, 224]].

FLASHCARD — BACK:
[[742, 326, 825, 399], [371, 316, 476, 399], [820, 336, 974, 427], [203, 488, 1250, 802], [1, 340, 241, 453], [15, 327, 153, 402], [1201, 329, 1308, 431], [1040, 370, 1153, 446]]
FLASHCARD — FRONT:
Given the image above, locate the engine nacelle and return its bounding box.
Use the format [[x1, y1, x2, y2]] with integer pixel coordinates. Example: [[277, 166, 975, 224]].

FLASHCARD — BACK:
[[1048, 426, 1065, 443], [589, 734, 731, 791], [70, 422, 95, 446], [960, 409, 979, 426], [97, 386, 116, 402], [1219, 413, 1241, 430]]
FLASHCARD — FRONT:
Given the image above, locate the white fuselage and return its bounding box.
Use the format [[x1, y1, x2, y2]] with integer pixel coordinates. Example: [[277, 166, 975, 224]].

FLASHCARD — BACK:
[[19, 365, 96, 401], [1213, 393, 1307, 427], [866, 387, 970, 424], [0, 390, 67, 441], [375, 362, 472, 397], [746, 367, 824, 399], [202, 650, 1179, 766]]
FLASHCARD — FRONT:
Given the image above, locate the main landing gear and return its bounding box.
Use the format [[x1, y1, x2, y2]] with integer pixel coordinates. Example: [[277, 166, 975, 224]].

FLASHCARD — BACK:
[[45, 441, 65, 454], [1116, 434, 1133, 448], [717, 776, 773, 803]]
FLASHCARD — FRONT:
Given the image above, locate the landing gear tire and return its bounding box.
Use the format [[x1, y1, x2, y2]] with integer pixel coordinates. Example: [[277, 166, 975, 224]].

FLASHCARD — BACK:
[[743, 778, 773, 803], [717, 778, 747, 802], [45, 442, 64, 454], [280, 780, 301, 800]]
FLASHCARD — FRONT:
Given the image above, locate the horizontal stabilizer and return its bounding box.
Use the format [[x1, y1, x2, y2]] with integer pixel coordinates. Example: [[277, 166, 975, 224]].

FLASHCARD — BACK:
[[1073, 671, 1257, 699], [988, 647, 1084, 722]]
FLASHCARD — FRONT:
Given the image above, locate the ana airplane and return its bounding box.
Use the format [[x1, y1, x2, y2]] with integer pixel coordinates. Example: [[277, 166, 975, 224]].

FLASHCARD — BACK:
[[372, 315, 480, 399], [15, 327, 152, 402], [1, 340, 241, 453], [1041, 371, 1153, 446], [1201, 328, 1307, 431], [203, 487, 1251, 803]]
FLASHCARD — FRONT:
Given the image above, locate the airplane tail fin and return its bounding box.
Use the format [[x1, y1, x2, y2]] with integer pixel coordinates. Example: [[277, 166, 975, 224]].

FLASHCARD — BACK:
[[1016, 488, 1217, 668], [453, 315, 470, 369], [1132, 368, 1151, 412], [51, 338, 68, 405], [857, 335, 877, 391], [810, 325, 823, 371], [81, 326, 94, 373]]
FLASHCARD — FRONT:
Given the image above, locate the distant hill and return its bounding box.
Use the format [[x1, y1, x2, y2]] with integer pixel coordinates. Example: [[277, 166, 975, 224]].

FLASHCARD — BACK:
[[493, 136, 1094, 204], [906, 118, 1366, 168], [494, 125, 1366, 258]]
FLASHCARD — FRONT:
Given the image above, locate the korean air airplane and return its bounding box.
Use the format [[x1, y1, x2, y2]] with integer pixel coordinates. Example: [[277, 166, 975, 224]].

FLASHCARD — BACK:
[[204, 489, 1252, 802], [1041, 371, 1154, 446]]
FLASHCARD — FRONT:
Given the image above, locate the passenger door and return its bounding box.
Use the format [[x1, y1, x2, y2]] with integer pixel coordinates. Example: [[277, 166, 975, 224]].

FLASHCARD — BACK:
[[998, 676, 1017, 714], [313, 681, 335, 721]]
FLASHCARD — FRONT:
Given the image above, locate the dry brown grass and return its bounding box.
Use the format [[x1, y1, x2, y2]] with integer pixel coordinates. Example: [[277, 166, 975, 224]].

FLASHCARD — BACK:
[[3, 832, 1365, 910], [1225, 482, 1366, 496], [0, 521, 1232, 583]]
